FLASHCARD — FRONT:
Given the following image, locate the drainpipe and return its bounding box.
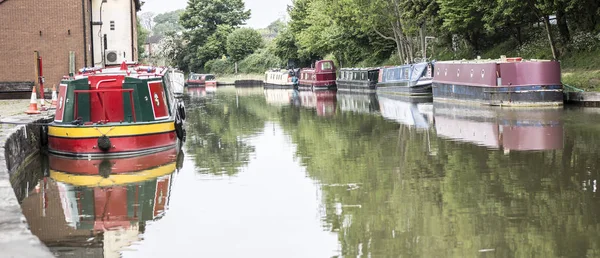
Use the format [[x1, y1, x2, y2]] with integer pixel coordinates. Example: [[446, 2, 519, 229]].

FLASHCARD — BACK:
[[89, 0, 95, 65], [130, 0, 135, 61], [81, 0, 88, 67]]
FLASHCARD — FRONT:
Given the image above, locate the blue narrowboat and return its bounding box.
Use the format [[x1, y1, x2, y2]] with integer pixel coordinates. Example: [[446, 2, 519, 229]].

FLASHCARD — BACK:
[[336, 68, 380, 92], [377, 62, 434, 96]]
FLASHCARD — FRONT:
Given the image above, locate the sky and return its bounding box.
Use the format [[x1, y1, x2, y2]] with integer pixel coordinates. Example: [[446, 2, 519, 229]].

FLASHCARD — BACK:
[[140, 0, 291, 29]]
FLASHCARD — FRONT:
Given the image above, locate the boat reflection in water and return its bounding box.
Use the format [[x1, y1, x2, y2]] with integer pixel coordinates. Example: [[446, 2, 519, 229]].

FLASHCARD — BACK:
[[20, 148, 183, 257], [377, 94, 433, 129], [298, 90, 337, 117], [337, 92, 380, 114], [235, 86, 264, 97], [186, 86, 207, 97], [434, 102, 564, 151], [264, 88, 295, 106]]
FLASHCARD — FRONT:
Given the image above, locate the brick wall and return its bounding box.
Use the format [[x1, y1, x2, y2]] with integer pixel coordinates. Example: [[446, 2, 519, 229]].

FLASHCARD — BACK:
[[0, 0, 91, 95]]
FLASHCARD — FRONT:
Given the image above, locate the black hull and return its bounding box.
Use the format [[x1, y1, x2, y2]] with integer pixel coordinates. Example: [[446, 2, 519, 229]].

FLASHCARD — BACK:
[[432, 83, 564, 107], [186, 83, 205, 88], [376, 91, 433, 104], [298, 83, 337, 91], [377, 82, 432, 96], [336, 80, 377, 92]]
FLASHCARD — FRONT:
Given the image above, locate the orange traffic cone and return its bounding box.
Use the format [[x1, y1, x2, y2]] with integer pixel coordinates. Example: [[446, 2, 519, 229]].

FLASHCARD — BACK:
[[25, 87, 41, 114], [50, 85, 58, 109]]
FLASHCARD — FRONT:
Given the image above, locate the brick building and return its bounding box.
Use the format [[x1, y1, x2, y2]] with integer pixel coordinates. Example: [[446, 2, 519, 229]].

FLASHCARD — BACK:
[[0, 0, 141, 98]]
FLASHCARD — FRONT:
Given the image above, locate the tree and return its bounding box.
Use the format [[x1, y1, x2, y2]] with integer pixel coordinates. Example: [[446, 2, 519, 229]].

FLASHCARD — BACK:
[[226, 28, 264, 62], [153, 10, 184, 37], [139, 12, 155, 31], [178, 0, 251, 72], [137, 18, 150, 59]]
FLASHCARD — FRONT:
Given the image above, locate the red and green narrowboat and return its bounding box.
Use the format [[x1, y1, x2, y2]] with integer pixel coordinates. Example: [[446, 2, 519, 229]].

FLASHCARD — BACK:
[[48, 62, 186, 157]]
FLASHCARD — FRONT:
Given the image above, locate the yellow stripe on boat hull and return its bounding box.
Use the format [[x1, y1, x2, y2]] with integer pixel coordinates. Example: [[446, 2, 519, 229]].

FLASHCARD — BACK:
[[48, 122, 175, 138], [50, 163, 176, 187]]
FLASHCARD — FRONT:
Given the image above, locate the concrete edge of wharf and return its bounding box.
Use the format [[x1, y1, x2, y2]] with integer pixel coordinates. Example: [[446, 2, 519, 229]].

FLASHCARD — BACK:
[[565, 92, 600, 107], [0, 113, 54, 258]]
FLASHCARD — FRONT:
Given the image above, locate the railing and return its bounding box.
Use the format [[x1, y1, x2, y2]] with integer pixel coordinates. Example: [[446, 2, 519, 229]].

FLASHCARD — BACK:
[[74, 89, 136, 123]]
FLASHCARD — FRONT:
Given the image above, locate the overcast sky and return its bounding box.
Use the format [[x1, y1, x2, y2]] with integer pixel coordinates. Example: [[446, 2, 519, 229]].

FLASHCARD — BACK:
[[140, 0, 291, 28]]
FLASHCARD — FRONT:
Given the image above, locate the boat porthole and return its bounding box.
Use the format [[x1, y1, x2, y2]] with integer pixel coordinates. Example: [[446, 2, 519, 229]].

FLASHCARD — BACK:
[[481, 69, 485, 78], [457, 69, 460, 77], [444, 68, 447, 76], [437, 69, 439, 76], [470, 69, 474, 78]]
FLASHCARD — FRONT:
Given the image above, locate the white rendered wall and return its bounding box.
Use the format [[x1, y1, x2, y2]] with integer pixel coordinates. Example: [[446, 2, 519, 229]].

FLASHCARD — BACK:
[[91, 0, 135, 67]]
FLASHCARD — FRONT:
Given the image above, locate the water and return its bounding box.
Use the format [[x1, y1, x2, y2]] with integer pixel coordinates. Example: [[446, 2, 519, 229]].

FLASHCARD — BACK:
[[14, 86, 600, 257]]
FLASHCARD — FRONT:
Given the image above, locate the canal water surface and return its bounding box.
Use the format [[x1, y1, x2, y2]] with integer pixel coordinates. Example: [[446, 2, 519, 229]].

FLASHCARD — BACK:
[[14, 86, 600, 257]]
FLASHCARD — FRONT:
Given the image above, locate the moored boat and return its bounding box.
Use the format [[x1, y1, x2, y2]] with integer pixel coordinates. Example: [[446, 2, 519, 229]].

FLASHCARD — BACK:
[[185, 73, 216, 88], [298, 60, 337, 90], [432, 57, 563, 106], [377, 62, 434, 96], [264, 69, 296, 89], [48, 62, 186, 157], [336, 68, 379, 92]]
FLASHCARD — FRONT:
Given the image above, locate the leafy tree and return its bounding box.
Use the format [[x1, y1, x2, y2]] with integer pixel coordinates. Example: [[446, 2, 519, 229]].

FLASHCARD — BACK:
[[152, 10, 184, 37], [178, 0, 251, 72], [137, 18, 150, 59], [226, 28, 264, 62]]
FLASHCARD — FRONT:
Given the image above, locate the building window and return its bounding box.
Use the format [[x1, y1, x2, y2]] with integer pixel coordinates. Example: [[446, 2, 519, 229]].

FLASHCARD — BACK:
[[110, 21, 115, 31]]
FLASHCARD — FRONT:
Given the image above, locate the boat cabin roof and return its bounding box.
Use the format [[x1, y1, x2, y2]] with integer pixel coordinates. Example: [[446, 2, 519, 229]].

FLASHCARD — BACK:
[[301, 60, 336, 73], [339, 68, 379, 72]]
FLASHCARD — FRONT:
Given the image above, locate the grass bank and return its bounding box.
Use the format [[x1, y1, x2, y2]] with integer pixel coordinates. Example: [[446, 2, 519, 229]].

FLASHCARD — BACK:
[[560, 50, 600, 91]]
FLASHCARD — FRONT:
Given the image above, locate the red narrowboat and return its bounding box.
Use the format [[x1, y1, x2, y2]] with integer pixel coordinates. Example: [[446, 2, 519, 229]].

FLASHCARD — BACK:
[[298, 60, 337, 90], [48, 62, 186, 157], [433, 57, 563, 106], [185, 73, 216, 88]]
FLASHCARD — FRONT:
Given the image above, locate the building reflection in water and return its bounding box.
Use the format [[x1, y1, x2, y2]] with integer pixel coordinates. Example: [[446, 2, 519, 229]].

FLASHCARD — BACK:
[[20, 148, 183, 258], [434, 102, 564, 151]]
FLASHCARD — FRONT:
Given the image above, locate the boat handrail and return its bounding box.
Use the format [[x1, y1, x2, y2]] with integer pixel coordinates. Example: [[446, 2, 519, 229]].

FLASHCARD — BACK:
[[74, 89, 137, 123]]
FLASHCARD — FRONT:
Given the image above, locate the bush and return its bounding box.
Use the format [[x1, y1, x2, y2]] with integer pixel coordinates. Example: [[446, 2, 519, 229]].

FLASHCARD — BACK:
[[205, 58, 234, 74], [238, 48, 283, 73], [569, 31, 600, 52]]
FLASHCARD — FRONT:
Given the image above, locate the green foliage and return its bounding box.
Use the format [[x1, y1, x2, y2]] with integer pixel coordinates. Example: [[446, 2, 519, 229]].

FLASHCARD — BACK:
[[177, 0, 251, 72], [205, 58, 235, 74], [237, 48, 283, 73], [226, 28, 264, 62], [152, 10, 184, 37], [137, 18, 150, 59]]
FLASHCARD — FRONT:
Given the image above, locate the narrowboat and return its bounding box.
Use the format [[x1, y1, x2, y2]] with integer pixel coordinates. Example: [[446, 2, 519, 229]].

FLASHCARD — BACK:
[[264, 69, 296, 89], [337, 92, 380, 114], [298, 90, 337, 116], [298, 60, 337, 90], [336, 68, 379, 92], [432, 57, 563, 106], [377, 62, 434, 96], [48, 62, 186, 157], [434, 102, 564, 151], [378, 94, 433, 129], [185, 73, 216, 88]]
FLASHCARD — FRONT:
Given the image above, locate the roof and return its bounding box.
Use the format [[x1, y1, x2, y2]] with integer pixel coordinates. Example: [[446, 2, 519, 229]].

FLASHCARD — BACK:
[[134, 0, 141, 11]]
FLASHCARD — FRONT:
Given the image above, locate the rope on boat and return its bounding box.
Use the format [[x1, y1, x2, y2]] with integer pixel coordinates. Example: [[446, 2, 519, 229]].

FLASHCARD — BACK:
[[563, 83, 584, 92]]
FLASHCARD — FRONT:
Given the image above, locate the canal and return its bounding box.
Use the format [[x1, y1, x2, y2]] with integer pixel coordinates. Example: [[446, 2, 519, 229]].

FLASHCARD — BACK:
[[12, 86, 600, 257]]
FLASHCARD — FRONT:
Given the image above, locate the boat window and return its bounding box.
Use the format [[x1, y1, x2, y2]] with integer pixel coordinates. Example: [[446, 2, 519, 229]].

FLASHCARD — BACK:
[[404, 68, 409, 79], [321, 62, 332, 70], [361, 72, 366, 80], [206, 75, 215, 81]]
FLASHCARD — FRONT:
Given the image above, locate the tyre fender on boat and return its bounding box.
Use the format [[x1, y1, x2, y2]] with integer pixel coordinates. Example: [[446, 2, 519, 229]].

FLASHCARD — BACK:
[[97, 135, 112, 152], [175, 117, 186, 142], [177, 102, 186, 120]]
